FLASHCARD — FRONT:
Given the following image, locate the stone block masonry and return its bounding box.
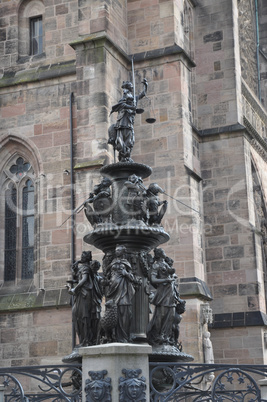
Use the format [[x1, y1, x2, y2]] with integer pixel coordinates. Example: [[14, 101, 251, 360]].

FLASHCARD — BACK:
[[1, 0, 267, 368]]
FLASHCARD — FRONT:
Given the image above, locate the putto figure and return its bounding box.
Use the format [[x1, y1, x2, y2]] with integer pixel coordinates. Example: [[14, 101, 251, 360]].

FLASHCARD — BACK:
[[146, 183, 168, 225], [124, 174, 146, 221], [84, 178, 113, 227], [108, 79, 148, 162]]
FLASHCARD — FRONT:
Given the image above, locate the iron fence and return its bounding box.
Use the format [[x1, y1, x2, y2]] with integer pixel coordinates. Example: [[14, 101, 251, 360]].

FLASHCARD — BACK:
[[0, 365, 82, 401], [1, 362, 267, 401], [149, 363, 267, 401]]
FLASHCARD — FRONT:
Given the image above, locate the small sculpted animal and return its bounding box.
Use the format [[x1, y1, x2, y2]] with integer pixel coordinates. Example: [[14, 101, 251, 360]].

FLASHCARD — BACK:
[[97, 300, 118, 343]]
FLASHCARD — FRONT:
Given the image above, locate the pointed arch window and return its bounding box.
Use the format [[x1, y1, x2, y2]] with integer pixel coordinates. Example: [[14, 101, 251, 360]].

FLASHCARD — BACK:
[[3, 156, 35, 282]]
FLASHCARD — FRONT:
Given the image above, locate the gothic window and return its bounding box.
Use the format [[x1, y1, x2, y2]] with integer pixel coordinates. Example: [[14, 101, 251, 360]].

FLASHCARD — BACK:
[[2, 156, 35, 282]]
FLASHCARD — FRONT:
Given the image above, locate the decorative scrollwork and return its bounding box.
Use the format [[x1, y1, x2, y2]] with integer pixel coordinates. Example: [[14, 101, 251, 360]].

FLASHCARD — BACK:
[[211, 369, 260, 401], [0, 365, 82, 401], [0, 374, 25, 401], [149, 363, 266, 401]]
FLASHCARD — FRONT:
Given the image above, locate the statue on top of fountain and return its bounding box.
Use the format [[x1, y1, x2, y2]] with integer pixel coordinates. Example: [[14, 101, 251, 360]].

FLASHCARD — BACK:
[[108, 78, 148, 163]]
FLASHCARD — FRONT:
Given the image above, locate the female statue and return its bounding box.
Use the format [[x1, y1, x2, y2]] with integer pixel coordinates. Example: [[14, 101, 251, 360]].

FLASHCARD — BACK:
[[68, 252, 103, 347], [105, 245, 141, 342], [68, 251, 93, 347], [147, 248, 177, 345], [108, 79, 147, 162]]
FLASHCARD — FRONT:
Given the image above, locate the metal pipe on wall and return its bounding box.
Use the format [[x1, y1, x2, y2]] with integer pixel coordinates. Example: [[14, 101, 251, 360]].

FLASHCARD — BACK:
[[255, 0, 261, 101], [69, 92, 75, 265], [69, 92, 76, 350]]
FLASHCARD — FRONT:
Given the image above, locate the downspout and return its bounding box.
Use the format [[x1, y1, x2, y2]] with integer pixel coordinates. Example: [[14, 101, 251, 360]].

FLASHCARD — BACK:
[[70, 92, 75, 265], [255, 0, 261, 101], [69, 92, 76, 350]]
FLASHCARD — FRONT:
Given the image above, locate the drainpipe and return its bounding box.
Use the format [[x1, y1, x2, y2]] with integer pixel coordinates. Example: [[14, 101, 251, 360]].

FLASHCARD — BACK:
[[70, 92, 75, 265], [69, 92, 76, 350], [255, 0, 261, 101]]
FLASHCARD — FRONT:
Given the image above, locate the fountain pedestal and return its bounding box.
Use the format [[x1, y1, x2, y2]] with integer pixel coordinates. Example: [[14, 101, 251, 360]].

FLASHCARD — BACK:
[[79, 343, 152, 402]]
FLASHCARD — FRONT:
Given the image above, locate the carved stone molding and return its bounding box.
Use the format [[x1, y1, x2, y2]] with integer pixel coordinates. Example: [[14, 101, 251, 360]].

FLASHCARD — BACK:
[[250, 138, 267, 163]]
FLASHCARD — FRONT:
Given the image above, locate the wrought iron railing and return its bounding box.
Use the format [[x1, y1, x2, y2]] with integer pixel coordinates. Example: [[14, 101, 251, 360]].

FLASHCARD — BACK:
[[0, 364, 82, 401], [149, 363, 267, 401], [1, 362, 267, 401]]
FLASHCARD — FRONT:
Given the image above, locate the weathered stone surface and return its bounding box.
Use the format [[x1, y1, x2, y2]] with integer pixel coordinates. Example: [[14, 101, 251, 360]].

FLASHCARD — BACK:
[[0, 0, 266, 369], [206, 247, 223, 261], [211, 260, 232, 272], [213, 284, 237, 297], [224, 246, 244, 259], [239, 283, 259, 296]]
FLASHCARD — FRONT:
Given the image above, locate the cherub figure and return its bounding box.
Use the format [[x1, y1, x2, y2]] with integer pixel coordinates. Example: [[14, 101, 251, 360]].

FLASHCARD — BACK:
[[146, 183, 168, 225], [84, 177, 113, 227], [124, 174, 146, 220]]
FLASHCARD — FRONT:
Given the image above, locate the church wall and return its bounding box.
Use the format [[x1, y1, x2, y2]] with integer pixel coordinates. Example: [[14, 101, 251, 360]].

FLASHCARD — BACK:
[[258, 0, 267, 108], [77, 0, 128, 52], [0, 75, 76, 363], [211, 326, 267, 365], [201, 135, 255, 315], [0, 307, 72, 367], [200, 132, 267, 363], [0, 0, 80, 364], [0, 0, 208, 365], [1, 0, 267, 368], [194, 0, 243, 131], [0, 0, 77, 73], [238, 0, 258, 97]]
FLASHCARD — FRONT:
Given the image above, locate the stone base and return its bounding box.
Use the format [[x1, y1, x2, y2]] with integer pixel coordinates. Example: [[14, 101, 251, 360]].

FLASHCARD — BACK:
[[79, 343, 152, 402], [149, 344, 194, 362], [258, 379, 267, 399]]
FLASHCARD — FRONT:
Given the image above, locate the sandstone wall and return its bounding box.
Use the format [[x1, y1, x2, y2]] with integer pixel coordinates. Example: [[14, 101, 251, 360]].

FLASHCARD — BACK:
[[1, 0, 267, 367], [0, 307, 72, 367]]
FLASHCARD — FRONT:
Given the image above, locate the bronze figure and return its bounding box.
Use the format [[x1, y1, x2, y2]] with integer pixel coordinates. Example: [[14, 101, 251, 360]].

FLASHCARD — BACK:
[[108, 79, 147, 162], [105, 245, 142, 342]]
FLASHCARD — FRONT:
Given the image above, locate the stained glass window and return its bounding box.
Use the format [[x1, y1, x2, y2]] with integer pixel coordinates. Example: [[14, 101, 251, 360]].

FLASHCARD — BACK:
[[4, 184, 17, 281]]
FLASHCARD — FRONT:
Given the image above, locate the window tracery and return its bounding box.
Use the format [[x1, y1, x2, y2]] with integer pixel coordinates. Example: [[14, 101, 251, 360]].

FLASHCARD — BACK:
[[2, 155, 35, 283]]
